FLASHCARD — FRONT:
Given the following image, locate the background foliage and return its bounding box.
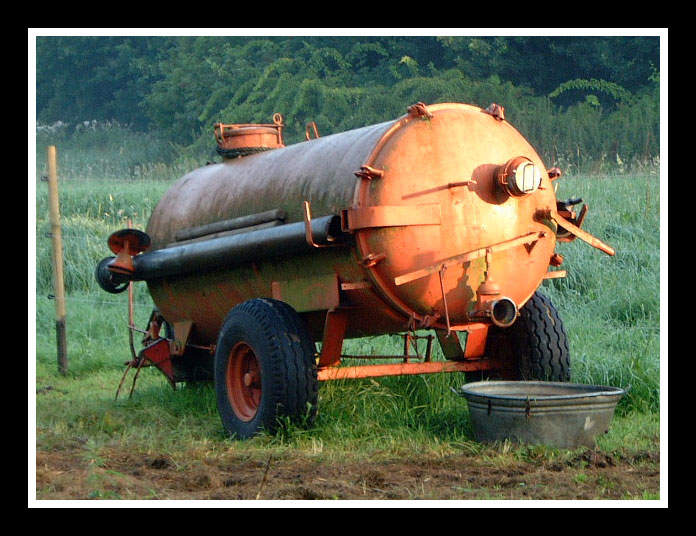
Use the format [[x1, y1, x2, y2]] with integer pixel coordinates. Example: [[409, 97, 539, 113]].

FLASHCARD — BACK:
[[36, 35, 660, 172]]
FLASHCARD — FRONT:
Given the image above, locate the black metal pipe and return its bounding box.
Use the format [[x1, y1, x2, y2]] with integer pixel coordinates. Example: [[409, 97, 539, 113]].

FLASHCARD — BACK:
[[173, 208, 287, 242], [126, 215, 346, 282]]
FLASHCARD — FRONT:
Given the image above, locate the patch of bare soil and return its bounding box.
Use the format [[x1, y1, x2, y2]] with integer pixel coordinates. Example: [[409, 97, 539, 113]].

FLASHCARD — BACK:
[[35, 443, 660, 501]]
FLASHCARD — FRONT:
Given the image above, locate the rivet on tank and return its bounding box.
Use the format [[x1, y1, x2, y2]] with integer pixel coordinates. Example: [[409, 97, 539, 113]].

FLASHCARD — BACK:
[[95, 102, 615, 438]]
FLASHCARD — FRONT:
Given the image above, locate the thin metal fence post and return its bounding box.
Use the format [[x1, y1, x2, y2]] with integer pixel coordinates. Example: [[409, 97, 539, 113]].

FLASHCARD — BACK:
[[46, 145, 68, 375]]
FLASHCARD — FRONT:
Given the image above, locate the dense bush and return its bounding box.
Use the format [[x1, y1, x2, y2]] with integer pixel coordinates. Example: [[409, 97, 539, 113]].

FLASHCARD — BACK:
[[36, 35, 660, 172]]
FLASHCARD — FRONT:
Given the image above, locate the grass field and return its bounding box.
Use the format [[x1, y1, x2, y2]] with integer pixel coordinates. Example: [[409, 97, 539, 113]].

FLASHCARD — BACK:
[[32, 137, 662, 502]]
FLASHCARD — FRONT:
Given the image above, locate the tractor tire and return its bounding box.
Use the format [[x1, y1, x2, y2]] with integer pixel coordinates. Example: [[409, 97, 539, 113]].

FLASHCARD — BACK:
[[479, 291, 571, 382], [214, 298, 318, 439]]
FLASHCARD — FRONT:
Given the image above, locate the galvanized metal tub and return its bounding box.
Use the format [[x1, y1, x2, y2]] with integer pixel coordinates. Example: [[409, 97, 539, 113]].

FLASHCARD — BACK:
[[456, 381, 625, 449]]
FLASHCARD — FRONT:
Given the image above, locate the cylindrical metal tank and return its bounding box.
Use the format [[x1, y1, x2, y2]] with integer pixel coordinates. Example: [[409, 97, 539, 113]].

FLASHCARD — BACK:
[[143, 103, 558, 344]]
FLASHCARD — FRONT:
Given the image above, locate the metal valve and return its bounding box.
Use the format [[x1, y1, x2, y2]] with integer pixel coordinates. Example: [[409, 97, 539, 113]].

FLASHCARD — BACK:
[[497, 156, 542, 197]]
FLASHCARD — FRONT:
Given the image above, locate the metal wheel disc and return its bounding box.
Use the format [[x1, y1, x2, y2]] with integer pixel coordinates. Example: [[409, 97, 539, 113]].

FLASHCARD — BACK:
[[226, 342, 262, 421]]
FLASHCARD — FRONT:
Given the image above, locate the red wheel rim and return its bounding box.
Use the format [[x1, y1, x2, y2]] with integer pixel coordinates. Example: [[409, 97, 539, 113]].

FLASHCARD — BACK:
[[226, 342, 262, 421]]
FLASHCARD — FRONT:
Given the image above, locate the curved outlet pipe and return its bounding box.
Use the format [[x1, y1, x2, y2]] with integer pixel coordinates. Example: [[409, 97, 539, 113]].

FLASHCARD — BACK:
[[487, 297, 518, 328]]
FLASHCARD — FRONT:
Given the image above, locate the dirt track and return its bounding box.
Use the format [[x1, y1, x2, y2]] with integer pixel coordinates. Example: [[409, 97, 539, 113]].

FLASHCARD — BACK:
[[35, 443, 660, 501]]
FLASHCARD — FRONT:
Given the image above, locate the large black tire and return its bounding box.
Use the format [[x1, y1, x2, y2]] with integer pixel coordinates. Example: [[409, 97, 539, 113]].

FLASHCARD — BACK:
[[480, 291, 571, 382], [214, 299, 318, 439]]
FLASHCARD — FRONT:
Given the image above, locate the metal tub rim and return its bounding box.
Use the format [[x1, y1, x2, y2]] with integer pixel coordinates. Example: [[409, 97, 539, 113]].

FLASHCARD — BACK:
[[455, 381, 626, 448], [457, 380, 626, 405]]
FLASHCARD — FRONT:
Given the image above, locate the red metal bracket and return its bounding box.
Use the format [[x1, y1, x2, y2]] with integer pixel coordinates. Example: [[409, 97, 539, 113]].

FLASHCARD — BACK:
[[463, 326, 489, 359], [438, 265, 452, 336], [140, 338, 176, 388], [483, 103, 505, 121], [407, 101, 433, 119], [115, 337, 175, 400], [543, 270, 567, 279], [317, 309, 348, 369], [354, 165, 385, 181], [359, 252, 387, 267], [547, 167, 562, 181], [169, 320, 194, 357], [434, 324, 489, 361]]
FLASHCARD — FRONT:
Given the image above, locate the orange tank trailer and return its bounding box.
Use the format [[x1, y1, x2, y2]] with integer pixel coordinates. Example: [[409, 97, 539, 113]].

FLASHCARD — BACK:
[[96, 102, 614, 438]]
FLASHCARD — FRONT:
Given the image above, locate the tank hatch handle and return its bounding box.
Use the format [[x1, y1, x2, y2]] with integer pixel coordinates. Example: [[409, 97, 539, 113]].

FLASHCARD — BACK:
[[305, 121, 320, 140]]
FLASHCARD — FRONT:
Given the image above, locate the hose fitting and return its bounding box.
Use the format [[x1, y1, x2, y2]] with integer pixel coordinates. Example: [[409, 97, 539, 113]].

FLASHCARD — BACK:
[[485, 297, 518, 328]]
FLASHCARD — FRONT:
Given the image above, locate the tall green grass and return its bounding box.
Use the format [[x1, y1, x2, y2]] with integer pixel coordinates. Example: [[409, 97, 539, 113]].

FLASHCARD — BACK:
[[543, 174, 661, 413], [33, 130, 661, 456]]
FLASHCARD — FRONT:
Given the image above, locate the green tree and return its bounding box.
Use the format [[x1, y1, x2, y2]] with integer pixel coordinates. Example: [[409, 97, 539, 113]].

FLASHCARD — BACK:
[[36, 36, 169, 129], [36, 35, 660, 166]]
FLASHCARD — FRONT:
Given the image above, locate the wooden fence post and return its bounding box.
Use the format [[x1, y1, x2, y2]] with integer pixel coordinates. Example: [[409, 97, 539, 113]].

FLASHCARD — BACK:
[[46, 145, 68, 375]]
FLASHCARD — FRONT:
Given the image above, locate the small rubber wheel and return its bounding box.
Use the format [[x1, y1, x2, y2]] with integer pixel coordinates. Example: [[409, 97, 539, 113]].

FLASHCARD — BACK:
[[214, 299, 318, 439], [480, 291, 571, 382]]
